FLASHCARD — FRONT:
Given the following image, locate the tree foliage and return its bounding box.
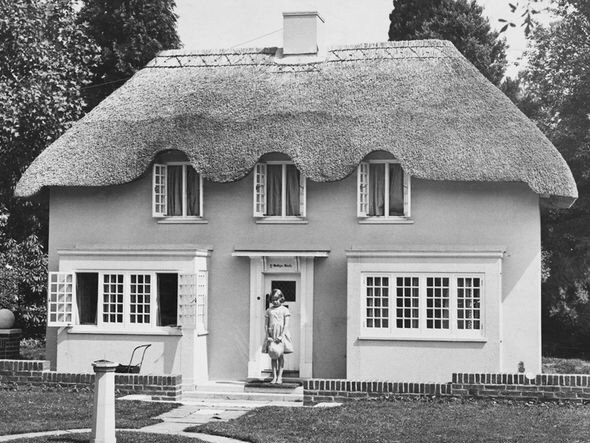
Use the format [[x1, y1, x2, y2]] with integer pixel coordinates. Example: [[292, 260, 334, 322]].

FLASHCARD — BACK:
[[0, 0, 97, 332], [78, 0, 180, 109], [520, 1, 590, 355], [388, 0, 508, 85]]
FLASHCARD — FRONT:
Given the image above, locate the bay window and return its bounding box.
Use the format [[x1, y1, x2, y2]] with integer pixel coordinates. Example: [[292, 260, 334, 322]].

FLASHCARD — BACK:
[[253, 162, 306, 218], [47, 270, 208, 334], [361, 273, 483, 339]]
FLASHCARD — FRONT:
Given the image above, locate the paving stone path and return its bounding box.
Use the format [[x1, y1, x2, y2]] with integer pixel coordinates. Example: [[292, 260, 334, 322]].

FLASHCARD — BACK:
[[0, 403, 250, 442]]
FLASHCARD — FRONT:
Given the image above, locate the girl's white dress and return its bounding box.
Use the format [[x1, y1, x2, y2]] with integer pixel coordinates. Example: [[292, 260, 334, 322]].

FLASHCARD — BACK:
[[262, 305, 294, 354]]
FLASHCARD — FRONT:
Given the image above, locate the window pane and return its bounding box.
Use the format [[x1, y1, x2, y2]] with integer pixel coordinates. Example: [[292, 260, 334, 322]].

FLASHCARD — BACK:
[[186, 167, 200, 216], [285, 165, 301, 216], [102, 274, 124, 324], [368, 164, 385, 216], [389, 163, 404, 216], [167, 165, 183, 216], [76, 273, 98, 325], [157, 273, 178, 326], [365, 276, 389, 328], [266, 165, 282, 216], [129, 274, 151, 324], [426, 276, 450, 329], [457, 277, 482, 330], [396, 277, 419, 329]]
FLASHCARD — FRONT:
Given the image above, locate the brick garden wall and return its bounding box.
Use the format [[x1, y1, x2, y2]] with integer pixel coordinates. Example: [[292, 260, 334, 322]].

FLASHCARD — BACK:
[[0, 360, 181, 401], [304, 373, 590, 405]]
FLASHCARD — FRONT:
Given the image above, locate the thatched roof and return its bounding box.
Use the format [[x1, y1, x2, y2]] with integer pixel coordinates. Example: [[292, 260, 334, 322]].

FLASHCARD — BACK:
[[15, 40, 577, 208]]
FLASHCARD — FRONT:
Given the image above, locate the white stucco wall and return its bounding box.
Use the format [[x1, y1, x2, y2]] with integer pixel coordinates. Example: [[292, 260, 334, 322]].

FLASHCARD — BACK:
[[47, 157, 541, 382]]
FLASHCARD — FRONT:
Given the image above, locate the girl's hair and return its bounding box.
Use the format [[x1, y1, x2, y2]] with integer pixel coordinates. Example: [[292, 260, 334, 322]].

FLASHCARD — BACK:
[[270, 289, 285, 304]]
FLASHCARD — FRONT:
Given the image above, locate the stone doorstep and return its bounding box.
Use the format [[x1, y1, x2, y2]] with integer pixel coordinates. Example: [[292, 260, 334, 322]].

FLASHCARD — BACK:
[[183, 389, 303, 403]]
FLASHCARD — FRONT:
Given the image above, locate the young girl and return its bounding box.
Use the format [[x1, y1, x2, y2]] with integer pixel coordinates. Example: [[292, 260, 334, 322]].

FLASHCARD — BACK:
[[262, 289, 293, 384]]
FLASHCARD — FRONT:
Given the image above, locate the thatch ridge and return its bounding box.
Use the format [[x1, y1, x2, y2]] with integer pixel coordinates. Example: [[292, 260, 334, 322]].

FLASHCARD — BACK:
[[15, 40, 577, 208]]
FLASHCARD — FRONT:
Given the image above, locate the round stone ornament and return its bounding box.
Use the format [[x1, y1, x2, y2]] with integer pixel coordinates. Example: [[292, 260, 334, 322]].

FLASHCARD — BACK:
[[0, 308, 15, 329]]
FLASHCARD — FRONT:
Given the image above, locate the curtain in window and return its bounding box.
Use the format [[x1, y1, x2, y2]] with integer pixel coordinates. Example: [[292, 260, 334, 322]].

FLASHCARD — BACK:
[[285, 165, 300, 216], [167, 165, 183, 216], [368, 164, 385, 216], [389, 163, 404, 216], [266, 165, 282, 216], [187, 167, 200, 216]]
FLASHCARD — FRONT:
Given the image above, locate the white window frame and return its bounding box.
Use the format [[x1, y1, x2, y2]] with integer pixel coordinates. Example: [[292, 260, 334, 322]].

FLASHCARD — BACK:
[[357, 160, 411, 222], [253, 161, 307, 221], [47, 270, 209, 334], [152, 162, 204, 220], [360, 272, 485, 340]]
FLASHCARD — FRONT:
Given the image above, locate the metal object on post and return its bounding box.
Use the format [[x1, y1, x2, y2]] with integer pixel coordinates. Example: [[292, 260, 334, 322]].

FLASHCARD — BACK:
[[91, 359, 119, 443]]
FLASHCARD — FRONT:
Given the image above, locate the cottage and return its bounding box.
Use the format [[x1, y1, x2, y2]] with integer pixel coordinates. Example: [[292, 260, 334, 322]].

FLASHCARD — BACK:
[[16, 11, 577, 386]]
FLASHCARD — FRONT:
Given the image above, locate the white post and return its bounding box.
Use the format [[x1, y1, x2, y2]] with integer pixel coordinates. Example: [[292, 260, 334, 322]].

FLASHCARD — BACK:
[[91, 360, 118, 443]]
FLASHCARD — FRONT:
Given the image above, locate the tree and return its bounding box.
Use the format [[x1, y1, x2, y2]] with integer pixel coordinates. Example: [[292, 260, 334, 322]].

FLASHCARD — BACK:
[[0, 0, 97, 334], [78, 0, 181, 109], [520, 1, 590, 355], [389, 0, 508, 85]]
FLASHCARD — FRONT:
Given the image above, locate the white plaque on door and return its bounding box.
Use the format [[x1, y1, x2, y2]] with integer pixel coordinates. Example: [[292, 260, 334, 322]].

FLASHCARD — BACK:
[[263, 257, 299, 273]]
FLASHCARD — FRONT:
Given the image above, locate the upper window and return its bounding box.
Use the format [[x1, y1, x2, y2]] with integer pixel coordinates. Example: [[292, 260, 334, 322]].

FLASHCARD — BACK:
[[153, 163, 203, 218], [253, 162, 306, 218], [361, 273, 483, 339], [357, 161, 410, 219]]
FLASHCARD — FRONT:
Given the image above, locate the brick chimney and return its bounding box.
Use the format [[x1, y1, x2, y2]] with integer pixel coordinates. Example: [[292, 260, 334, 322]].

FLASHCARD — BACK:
[[282, 11, 325, 55]]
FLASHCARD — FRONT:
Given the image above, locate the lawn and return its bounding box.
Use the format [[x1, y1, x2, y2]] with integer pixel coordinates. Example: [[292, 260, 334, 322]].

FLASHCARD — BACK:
[[0, 389, 178, 436], [5, 432, 200, 443], [189, 397, 590, 443]]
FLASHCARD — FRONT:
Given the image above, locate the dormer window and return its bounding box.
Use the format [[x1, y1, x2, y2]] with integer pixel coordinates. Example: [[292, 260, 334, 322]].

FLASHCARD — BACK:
[[153, 163, 203, 219], [357, 160, 411, 221], [253, 161, 306, 221]]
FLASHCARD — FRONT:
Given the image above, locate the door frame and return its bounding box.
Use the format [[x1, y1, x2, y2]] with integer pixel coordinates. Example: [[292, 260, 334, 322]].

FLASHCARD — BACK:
[[245, 256, 315, 379]]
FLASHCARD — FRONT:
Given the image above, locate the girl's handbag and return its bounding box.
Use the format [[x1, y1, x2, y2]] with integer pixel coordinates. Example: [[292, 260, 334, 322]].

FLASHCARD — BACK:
[[268, 340, 284, 360]]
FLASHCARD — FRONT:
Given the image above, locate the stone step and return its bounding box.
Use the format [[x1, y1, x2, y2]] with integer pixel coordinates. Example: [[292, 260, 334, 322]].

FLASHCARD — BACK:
[[244, 381, 301, 394], [183, 388, 303, 404], [193, 381, 247, 393]]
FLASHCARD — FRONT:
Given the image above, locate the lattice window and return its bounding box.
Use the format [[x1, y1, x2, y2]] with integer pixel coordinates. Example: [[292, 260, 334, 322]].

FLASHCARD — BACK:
[[426, 277, 450, 329], [47, 272, 75, 326], [357, 162, 369, 216], [396, 277, 419, 329], [178, 274, 197, 328], [365, 276, 389, 329], [457, 277, 482, 330], [253, 163, 267, 217], [196, 271, 208, 333], [152, 164, 167, 216], [130, 274, 151, 324], [102, 274, 124, 324]]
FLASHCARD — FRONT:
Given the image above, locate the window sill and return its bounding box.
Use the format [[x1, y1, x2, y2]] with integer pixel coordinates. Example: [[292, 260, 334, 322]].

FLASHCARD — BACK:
[[156, 217, 208, 224], [358, 217, 414, 225], [255, 217, 308, 225], [357, 335, 487, 343], [66, 326, 183, 336]]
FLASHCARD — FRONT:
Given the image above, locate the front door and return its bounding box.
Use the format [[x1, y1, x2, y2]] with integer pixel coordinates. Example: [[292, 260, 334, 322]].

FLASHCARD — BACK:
[[262, 275, 300, 372]]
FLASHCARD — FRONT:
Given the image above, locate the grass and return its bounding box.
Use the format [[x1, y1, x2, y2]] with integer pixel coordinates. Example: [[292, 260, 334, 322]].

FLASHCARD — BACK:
[[5, 431, 203, 442], [542, 357, 590, 374], [188, 397, 590, 443], [0, 389, 178, 436]]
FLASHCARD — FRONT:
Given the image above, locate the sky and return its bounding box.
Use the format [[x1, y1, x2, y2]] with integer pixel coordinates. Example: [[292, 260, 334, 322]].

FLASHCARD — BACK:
[[175, 0, 554, 77]]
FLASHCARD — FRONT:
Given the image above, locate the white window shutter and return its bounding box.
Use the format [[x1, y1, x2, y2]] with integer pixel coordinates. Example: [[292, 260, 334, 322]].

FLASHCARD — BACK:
[[47, 272, 76, 327], [178, 274, 198, 328], [253, 163, 267, 217], [299, 176, 307, 217], [153, 164, 167, 217], [357, 162, 369, 217], [196, 270, 208, 334], [403, 173, 411, 217]]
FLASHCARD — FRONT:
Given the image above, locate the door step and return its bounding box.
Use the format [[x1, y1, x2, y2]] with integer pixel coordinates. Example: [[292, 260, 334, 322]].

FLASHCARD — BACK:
[[187, 381, 303, 406]]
